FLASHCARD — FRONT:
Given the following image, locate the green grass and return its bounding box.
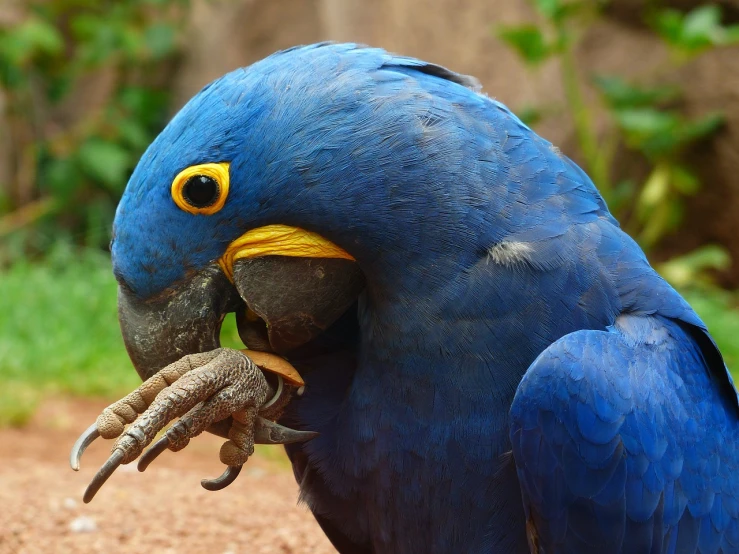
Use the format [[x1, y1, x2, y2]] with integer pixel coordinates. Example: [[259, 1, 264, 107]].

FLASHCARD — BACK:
[[0, 248, 135, 425], [1, 248, 738, 427]]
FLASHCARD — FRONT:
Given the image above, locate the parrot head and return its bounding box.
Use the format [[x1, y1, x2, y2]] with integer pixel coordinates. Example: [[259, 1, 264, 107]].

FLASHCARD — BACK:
[[113, 44, 377, 385]]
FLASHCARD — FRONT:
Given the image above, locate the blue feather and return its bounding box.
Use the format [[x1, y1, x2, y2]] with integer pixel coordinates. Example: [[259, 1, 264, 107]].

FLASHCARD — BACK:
[[511, 316, 739, 552]]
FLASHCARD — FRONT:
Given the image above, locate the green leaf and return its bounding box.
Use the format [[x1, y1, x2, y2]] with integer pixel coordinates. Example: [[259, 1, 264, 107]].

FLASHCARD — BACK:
[[144, 23, 177, 59], [119, 27, 144, 60], [657, 245, 731, 288], [69, 13, 102, 42], [615, 108, 679, 139], [670, 165, 700, 195], [118, 87, 169, 126], [46, 74, 75, 103], [77, 139, 131, 191], [638, 164, 670, 211], [593, 75, 680, 109], [652, 5, 739, 54], [682, 5, 722, 45], [0, 18, 64, 65], [70, 14, 124, 66], [679, 112, 725, 143], [497, 25, 552, 65], [637, 199, 672, 247], [533, 0, 562, 19], [116, 119, 151, 150], [653, 10, 684, 45], [42, 157, 82, 199], [636, 111, 724, 157], [531, 0, 589, 23]]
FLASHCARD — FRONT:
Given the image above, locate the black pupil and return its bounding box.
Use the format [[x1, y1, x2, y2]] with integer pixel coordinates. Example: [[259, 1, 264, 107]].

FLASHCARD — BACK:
[[183, 175, 219, 208]]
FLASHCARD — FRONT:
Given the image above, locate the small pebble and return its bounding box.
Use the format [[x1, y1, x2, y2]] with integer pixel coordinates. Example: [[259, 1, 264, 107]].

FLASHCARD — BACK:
[[69, 516, 97, 533], [63, 497, 77, 510]]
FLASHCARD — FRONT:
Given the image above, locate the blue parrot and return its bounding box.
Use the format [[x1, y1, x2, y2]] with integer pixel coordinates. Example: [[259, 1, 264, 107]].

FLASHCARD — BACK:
[[72, 43, 739, 553]]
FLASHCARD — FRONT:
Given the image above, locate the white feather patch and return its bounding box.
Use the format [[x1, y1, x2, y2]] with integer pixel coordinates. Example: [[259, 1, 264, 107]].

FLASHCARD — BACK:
[[487, 241, 534, 267]]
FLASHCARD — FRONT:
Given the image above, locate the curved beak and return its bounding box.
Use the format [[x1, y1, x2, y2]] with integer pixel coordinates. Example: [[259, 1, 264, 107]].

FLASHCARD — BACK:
[[118, 264, 242, 381]]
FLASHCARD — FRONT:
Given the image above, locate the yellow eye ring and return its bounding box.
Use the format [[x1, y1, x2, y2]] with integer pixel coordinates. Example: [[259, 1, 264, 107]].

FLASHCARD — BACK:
[[171, 162, 230, 215]]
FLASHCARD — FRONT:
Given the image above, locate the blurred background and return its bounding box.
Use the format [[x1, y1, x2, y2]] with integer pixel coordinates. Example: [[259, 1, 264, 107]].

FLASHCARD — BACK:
[[1, 0, 739, 551]]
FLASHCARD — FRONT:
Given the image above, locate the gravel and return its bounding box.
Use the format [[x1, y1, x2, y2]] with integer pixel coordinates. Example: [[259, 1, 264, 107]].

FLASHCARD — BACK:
[[0, 397, 335, 554]]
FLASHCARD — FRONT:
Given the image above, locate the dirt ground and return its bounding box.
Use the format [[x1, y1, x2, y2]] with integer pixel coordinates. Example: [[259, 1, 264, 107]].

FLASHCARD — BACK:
[[0, 397, 336, 554]]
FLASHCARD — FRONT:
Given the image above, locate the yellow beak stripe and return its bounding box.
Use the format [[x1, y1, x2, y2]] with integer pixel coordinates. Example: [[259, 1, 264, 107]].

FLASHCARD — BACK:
[[218, 224, 355, 281]]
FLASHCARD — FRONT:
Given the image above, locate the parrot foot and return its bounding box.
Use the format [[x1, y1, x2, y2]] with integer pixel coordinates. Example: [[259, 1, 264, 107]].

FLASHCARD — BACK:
[[70, 348, 318, 503]]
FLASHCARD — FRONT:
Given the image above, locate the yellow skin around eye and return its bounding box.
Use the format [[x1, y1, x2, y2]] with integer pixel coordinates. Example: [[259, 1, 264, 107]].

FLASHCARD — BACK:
[[171, 162, 230, 215]]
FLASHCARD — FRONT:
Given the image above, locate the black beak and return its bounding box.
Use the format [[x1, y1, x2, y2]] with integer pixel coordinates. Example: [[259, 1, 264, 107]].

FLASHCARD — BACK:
[[118, 264, 242, 382], [232, 256, 365, 353], [118, 256, 364, 381]]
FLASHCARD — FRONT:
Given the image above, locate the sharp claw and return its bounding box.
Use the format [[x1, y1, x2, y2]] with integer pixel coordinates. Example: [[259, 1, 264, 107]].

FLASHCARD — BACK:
[[253, 416, 319, 445], [83, 449, 125, 504], [137, 436, 170, 472], [201, 465, 243, 491], [260, 374, 284, 411], [70, 423, 101, 471]]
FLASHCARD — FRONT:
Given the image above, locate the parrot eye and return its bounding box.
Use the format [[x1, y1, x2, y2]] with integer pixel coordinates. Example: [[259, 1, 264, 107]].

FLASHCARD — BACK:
[[183, 175, 219, 207], [171, 162, 230, 215]]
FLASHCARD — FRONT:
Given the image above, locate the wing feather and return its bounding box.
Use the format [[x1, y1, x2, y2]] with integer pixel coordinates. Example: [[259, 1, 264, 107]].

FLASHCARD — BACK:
[[510, 315, 739, 553]]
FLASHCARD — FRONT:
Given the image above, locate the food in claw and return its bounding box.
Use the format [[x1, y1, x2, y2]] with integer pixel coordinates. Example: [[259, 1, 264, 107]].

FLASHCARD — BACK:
[[71, 43, 739, 553]]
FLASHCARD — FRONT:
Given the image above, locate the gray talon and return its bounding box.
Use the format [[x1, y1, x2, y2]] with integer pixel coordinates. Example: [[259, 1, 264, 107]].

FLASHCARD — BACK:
[[83, 449, 125, 503], [201, 465, 243, 491], [70, 423, 100, 471], [254, 416, 319, 445], [137, 436, 171, 472]]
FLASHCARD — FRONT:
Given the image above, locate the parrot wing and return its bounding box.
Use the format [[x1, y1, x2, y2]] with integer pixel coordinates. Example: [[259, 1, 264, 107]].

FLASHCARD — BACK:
[[510, 314, 739, 553]]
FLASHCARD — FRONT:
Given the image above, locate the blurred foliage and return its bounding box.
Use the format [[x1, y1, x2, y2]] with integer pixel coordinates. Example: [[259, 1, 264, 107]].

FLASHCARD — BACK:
[[496, 1, 739, 378], [0, 0, 189, 262], [497, 1, 739, 251], [680, 286, 739, 372], [655, 246, 739, 372], [653, 4, 739, 56]]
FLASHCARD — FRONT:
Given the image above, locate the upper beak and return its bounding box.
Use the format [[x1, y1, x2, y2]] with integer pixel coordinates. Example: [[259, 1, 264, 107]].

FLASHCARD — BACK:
[[117, 256, 364, 382], [117, 264, 241, 382]]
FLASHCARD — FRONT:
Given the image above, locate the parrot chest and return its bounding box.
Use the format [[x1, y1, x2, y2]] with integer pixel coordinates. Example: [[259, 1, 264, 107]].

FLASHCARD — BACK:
[[299, 356, 530, 553]]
